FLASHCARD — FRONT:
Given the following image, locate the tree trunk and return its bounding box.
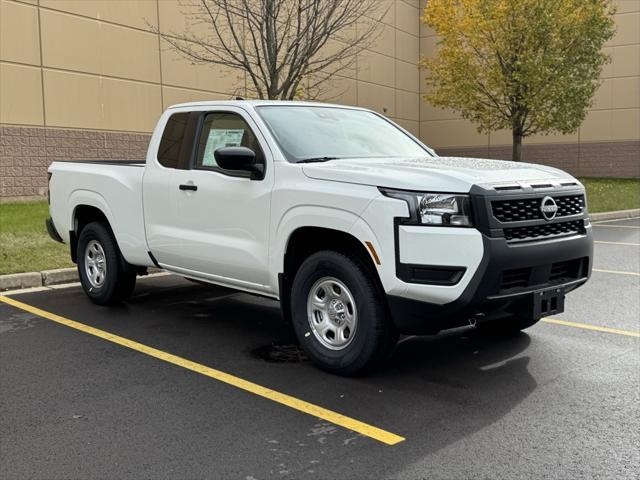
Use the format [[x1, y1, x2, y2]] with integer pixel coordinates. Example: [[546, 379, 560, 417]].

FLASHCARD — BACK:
[[512, 130, 523, 162]]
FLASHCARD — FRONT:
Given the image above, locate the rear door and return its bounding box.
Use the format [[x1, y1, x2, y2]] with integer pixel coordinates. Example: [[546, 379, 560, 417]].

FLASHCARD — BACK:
[[145, 106, 275, 293], [143, 110, 193, 267]]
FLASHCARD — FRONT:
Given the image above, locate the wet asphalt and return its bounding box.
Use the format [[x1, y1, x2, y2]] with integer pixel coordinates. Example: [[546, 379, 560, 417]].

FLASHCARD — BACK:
[[1, 217, 638, 480]]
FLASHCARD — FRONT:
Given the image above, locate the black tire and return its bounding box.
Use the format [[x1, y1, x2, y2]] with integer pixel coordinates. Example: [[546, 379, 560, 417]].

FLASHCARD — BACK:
[[290, 251, 398, 375], [477, 315, 541, 335], [77, 221, 137, 305]]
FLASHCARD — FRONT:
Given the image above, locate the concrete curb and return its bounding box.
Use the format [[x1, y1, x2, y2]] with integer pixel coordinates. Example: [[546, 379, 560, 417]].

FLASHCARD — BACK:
[[1, 267, 163, 292], [42, 268, 79, 286], [590, 209, 640, 222], [0, 272, 43, 291]]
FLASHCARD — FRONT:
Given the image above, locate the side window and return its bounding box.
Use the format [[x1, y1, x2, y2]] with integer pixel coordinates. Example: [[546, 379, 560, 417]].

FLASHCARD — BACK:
[[157, 112, 189, 168], [195, 112, 264, 170]]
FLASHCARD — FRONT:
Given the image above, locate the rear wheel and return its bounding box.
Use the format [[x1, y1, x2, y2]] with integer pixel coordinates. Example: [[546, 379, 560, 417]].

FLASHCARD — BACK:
[[77, 221, 137, 305], [290, 251, 397, 375]]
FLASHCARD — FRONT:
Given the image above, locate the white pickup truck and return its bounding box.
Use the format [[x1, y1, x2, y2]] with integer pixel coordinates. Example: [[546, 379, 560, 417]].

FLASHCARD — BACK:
[[47, 100, 593, 374]]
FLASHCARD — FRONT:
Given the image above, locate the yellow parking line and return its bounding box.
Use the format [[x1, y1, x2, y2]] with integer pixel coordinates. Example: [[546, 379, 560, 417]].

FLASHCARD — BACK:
[[592, 216, 640, 224], [594, 241, 640, 246], [542, 318, 640, 338], [0, 295, 405, 446], [592, 225, 640, 229], [593, 268, 640, 277]]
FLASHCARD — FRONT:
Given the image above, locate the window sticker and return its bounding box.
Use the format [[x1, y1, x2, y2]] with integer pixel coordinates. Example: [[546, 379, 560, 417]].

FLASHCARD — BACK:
[[202, 128, 245, 166]]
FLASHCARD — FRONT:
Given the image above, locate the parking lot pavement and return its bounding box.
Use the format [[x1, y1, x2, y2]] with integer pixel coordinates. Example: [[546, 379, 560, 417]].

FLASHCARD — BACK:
[[1, 220, 638, 480]]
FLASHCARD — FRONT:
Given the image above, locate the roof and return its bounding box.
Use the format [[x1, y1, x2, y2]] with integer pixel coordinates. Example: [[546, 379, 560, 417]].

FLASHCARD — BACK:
[[167, 99, 367, 111]]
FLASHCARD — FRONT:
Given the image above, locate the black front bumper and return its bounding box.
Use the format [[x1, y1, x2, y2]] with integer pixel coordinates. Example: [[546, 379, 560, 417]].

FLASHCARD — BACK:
[[387, 229, 593, 334]]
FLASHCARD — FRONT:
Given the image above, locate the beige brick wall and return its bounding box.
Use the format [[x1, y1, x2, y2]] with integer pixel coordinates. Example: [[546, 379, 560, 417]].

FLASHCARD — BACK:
[[0, 0, 638, 198], [0, 125, 149, 197]]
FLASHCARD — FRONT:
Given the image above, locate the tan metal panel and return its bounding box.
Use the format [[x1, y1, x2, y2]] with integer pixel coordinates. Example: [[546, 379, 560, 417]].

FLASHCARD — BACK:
[[580, 110, 613, 141], [40, 10, 101, 74], [420, 98, 458, 122], [615, 0, 640, 14], [0, 0, 40, 65], [372, 0, 395, 27], [40, 0, 158, 30], [606, 12, 640, 46], [395, 0, 419, 37], [420, 119, 488, 148], [358, 50, 395, 88], [99, 22, 160, 83], [489, 129, 513, 146], [43, 69, 161, 131], [395, 89, 419, 121], [611, 108, 640, 140], [367, 23, 395, 58], [613, 77, 640, 109], [40, 9, 160, 83], [611, 44, 640, 77], [315, 76, 357, 106], [420, 36, 438, 59], [395, 29, 419, 64], [160, 45, 244, 95], [43, 69, 102, 129], [162, 86, 226, 110], [100, 77, 161, 132], [592, 78, 614, 111], [357, 82, 395, 117], [396, 60, 420, 93], [158, 0, 208, 37], [0, 62, 43, 125]]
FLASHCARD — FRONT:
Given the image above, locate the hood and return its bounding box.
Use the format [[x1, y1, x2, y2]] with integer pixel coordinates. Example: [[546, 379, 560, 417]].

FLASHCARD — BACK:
[[302, 156, 576, 192]]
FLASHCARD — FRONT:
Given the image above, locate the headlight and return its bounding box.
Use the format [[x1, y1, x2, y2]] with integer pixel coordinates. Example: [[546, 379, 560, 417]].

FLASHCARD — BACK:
[[380, 188, 472, 226]]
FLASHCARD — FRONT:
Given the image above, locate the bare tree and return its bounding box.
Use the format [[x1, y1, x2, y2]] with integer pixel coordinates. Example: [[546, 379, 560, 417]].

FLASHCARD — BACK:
[[153, 0, 385, 100]]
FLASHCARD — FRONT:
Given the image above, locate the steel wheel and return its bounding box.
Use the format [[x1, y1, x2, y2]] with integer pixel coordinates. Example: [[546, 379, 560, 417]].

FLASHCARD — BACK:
[[84, 239, 107, 288], [306, 276, 358, 350]]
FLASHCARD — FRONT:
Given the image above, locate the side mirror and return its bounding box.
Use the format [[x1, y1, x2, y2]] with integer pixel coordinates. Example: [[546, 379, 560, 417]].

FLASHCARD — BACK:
[[214, 146, 263, 178]]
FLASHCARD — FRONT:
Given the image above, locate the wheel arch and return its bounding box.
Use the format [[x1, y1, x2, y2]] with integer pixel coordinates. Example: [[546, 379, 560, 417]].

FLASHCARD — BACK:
[[70, 203, 114, 263], [283, 226, 379, 279], [279, 225, 385, 323]]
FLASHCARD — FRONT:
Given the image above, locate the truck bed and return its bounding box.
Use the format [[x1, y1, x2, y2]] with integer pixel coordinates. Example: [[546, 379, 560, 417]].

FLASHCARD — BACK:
[[61, 160, 146, 166], [48, 160, 152, 266]]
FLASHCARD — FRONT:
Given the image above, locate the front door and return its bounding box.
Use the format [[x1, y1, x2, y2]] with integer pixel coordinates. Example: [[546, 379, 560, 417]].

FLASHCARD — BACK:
[[153, 107, 274, 293]]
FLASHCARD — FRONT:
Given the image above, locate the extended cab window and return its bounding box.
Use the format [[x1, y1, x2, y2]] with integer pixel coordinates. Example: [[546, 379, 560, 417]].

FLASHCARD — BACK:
[[195, 112, 264, 171], [157, 112, 189, 168]]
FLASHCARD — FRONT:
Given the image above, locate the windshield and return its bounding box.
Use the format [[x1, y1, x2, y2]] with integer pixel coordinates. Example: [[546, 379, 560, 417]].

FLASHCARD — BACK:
[[255, 106, 433, 163]]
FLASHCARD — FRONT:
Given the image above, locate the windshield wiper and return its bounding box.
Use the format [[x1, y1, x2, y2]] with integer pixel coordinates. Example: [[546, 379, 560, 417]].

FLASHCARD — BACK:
[[296, 156, 340, 164]]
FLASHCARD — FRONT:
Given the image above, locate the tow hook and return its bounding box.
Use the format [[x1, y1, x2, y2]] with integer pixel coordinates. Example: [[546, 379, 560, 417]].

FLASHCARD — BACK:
[[468, 313, 485, 327]]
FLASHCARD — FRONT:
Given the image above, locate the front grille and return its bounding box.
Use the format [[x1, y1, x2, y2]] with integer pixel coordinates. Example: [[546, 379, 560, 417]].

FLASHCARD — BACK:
[[500, 268, 531, 290], [549, 259, 583, 282], [492, 195, 584, 223], [499, 257, 588, 293], [504, 220, 585, 242]]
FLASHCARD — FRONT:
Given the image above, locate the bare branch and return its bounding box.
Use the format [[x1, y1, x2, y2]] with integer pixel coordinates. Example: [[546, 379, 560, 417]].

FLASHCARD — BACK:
[[151, 0, 385, 100]]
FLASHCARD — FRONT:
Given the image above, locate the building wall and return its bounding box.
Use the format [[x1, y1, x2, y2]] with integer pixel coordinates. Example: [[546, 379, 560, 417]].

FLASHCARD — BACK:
[[0, 0, 637, 199], [419, 0, 640, 178]]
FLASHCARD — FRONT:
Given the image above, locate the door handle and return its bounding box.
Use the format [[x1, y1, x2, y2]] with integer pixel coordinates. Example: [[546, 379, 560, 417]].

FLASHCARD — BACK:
[[179, 184, 198, 191]]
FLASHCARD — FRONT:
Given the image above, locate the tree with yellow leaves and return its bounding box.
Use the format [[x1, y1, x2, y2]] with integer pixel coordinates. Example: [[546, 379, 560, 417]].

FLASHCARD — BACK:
[[420, 0, 616, 161]]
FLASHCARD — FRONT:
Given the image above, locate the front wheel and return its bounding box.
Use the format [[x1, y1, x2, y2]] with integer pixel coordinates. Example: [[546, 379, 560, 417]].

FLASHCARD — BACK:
[[290, 251, 397, 375], [77, 221, 137, 305]]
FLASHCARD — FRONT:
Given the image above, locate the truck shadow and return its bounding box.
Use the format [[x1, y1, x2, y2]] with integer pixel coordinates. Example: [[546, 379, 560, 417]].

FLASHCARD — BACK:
[[124, 279, 538, 467]]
